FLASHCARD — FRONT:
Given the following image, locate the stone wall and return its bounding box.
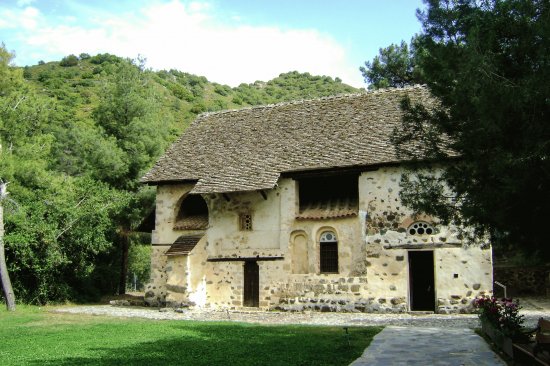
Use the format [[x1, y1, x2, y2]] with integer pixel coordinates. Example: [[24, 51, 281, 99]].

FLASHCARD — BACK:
[[493, 265, 550, 296], [145, 166, 493, 313], [145, 245, 168, 306]]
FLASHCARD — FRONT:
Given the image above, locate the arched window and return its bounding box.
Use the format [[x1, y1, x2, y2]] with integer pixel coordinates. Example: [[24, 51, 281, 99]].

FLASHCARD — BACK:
[[174, 194, 208, 230], [407, 221, 435, 236], [319, 231, 338, 273]]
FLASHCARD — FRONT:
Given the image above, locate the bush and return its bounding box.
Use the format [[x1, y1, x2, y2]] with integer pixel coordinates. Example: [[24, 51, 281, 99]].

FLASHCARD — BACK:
[[213, 84, 230, 96], [23, 66, 32, 79], [60, 54, 79, 67], [474, 296, 525, 339], [90, 53, 121, 65], [37, 71, 51, 82], [190, 101, 206, 114]]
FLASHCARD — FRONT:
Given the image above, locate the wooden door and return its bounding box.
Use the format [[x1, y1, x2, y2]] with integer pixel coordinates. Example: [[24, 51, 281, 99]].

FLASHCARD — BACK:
[[243, 261, 259, 307], [409, 251, 435, 311]]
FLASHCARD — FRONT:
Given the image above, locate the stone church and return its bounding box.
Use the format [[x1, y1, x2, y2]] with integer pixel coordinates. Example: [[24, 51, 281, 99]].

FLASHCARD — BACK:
[[141, 85, 493, 313]]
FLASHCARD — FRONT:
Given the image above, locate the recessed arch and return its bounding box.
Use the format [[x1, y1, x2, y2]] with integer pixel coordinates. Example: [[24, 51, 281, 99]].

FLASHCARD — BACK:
[[290, 230, 309, 274], [174, 194, 208, 230]]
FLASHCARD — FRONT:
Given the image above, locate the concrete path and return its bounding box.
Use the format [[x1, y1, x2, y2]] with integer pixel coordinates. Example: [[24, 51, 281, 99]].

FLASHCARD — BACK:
[[350, 326, 505, 366]]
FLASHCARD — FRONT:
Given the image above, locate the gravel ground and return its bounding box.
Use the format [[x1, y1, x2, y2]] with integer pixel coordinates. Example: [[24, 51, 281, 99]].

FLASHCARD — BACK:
[[54, 301, 549, 329]]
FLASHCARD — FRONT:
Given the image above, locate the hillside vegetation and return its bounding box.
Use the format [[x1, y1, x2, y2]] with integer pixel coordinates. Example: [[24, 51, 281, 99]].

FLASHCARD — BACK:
[[0, 49, 360, 304]]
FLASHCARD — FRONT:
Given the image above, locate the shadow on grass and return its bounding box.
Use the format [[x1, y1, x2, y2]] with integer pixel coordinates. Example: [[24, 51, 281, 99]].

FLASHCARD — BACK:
[[29, 323, 381, 366]]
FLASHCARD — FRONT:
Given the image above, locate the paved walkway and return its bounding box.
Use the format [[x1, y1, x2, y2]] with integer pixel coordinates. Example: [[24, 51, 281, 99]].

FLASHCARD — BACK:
[[350, 326, 505, 366]]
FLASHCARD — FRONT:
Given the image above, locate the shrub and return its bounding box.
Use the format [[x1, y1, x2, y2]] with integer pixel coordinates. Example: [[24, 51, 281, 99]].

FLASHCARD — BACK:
[[37, 71, 51, 82], [474, 296, 525, 339], [90, 53, 121, 65], [213, 84, 230, 96], [23, 66, 32, 79], [60, 54, 79, 67]]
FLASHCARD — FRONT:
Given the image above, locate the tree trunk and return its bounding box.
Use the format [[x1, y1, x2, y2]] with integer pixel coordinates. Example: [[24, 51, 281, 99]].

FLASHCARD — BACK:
[[0, 204, 16, 311], [118, 233, 129, 295]]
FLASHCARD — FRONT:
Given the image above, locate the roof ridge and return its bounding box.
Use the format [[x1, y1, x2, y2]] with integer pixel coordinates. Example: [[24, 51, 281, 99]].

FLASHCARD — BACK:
[[195, 84, 427, 120]]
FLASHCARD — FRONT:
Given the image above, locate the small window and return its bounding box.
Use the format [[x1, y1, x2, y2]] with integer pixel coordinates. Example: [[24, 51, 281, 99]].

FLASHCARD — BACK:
[[408, 221, 435, 236], [319, 231, 338, 273], [239, 213, 253, 231]]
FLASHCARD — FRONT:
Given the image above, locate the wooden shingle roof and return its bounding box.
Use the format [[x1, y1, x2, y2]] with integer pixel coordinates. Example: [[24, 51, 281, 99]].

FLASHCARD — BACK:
[[142, 85, 435, 193], [165, 235, 203, 256]]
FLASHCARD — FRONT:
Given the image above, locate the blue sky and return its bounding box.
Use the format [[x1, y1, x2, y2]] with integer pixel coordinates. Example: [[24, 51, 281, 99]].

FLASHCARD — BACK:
[[0, 0, 426, 87]]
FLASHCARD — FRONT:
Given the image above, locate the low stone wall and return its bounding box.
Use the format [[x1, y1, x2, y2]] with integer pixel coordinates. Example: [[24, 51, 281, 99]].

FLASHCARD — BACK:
[[272, 296, 407, 313], [493, 265, 550, 296], [269, 276, 407, 313], [273, 295, 477, 314]]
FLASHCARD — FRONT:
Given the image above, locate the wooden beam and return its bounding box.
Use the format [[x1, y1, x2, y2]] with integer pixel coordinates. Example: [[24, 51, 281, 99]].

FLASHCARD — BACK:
[[259, 190, 268, 200], [207, 256, 284, 262], [383, 243, 462, 250]]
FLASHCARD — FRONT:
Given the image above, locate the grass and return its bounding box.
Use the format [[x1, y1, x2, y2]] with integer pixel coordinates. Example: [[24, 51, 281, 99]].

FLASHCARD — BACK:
[[0, 305, 382, 366]]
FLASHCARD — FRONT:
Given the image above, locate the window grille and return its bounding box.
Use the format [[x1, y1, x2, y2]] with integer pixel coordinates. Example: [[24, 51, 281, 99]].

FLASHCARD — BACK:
[[239, 213, 253, 231], [408, 221, 435, 235], [320, 231, 338, 273]]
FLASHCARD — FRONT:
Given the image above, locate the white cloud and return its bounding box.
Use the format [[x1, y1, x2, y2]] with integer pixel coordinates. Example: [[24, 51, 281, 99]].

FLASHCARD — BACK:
[[10, 0, 365, 87], [16, 0, 36, 7], [20, 6, 40, 29], [0, 8, 18, 29], [0, 6, 40, 30]]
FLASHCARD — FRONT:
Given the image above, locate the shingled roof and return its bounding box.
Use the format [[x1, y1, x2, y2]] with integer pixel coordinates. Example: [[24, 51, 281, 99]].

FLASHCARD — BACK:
[[141, 85, 435, 194]]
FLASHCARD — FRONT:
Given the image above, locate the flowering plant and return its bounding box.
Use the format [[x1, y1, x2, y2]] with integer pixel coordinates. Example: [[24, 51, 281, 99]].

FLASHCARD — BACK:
[[474, 296, 525, 339]]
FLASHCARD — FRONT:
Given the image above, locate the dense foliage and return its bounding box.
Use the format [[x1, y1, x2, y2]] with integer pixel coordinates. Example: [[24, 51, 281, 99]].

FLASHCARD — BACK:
[[0, 46, 359, 304], [359, 39, 425, 89], [363, 0, 549, 261]]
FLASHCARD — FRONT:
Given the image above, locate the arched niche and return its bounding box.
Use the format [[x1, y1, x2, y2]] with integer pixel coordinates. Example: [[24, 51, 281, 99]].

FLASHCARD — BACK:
[[290, 230, 309, 274], [174, 194, 209, 230]]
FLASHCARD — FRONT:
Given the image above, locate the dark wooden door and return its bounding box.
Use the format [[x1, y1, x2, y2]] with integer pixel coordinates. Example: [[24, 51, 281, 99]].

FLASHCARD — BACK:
[[243, 261, 259, 307], [409, 251, 435, 311]]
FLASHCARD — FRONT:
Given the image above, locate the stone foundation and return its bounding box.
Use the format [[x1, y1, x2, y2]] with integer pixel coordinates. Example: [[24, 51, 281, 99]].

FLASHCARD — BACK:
[[272, 296, 407, 313]]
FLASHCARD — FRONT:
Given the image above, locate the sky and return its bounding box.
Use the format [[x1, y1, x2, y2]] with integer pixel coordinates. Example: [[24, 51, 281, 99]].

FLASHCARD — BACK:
[[0, 0, 426, 88]]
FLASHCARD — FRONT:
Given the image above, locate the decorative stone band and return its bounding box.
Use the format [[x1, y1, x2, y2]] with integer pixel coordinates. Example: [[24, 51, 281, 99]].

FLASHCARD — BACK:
[[207, 256, 284, 262]]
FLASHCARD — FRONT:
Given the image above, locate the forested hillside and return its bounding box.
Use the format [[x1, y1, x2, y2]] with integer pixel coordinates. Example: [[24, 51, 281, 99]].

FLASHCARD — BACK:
[[0, 48, 360, 304]]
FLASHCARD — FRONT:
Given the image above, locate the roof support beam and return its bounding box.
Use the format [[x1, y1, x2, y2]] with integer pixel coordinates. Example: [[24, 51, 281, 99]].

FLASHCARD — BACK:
[[259, 190, 268, 200], [207, 256, 284, 262]]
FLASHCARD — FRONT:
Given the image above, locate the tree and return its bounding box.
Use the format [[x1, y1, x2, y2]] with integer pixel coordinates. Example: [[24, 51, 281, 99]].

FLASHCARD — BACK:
[[93, 59, 171, 293], [0, 180, 16, 311], [0, 43, 22, 97], [360, 39, 425, 89], [59, 54, 79, 67], [0, 45, 130, 303], [386, 0, 550, 261]]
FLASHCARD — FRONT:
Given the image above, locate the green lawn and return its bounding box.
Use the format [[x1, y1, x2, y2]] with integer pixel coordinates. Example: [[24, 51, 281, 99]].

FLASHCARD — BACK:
[[0, 306, 382, 366]]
